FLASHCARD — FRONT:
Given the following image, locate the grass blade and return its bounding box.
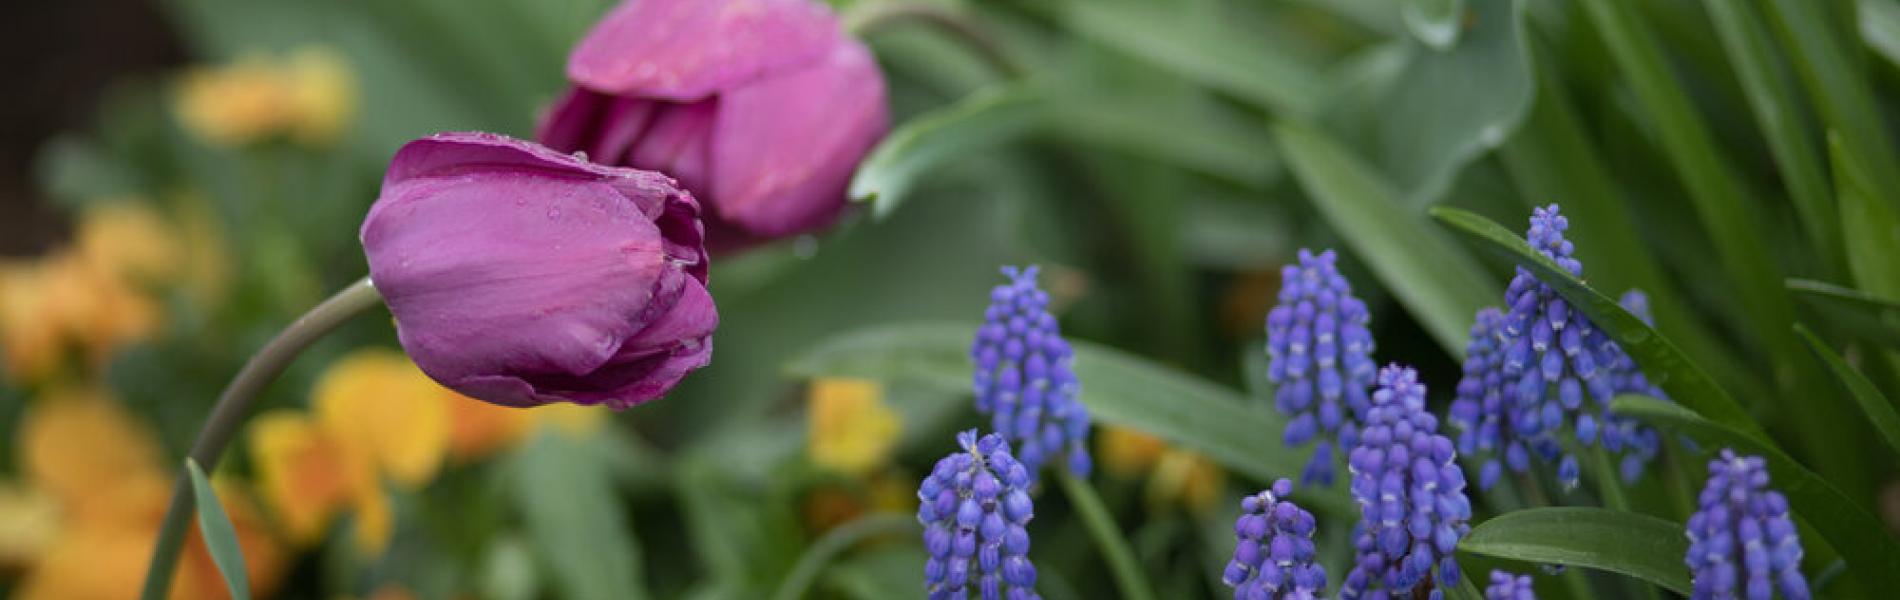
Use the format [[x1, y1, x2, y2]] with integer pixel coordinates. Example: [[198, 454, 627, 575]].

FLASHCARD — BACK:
[[1459, 507, 1689, 595], [1796, 323, 1900, 458], [1274, 120, 1500, 357], [1056, 473, 1157, 600], [1610, 395, 1900, 591], [185, 459, 250, 600], [1787, 278, 1900, 348], [1827, 132, 1900, 299], [1430, 207, 1761, 437], [768, 513, 914, 600]]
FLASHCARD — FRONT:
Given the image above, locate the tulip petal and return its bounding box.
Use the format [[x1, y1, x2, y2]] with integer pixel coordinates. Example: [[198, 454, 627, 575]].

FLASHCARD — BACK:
[[709, 41, 887, 237], [566, 0, 842, 101]]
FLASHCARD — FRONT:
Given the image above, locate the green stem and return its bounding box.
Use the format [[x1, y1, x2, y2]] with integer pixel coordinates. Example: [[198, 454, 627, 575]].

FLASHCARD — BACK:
[[844, 1, 1025, 78], [139, 277, 382, 600], [768, 513, 913, 600], [1055, 472, 1156, 600]]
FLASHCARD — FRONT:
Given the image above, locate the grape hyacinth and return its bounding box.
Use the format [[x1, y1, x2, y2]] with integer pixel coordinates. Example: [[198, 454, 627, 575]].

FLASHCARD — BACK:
[[1342, 365, 1472, 600], [1685, 450, 1809, 600], [1266, 248, 1377, 485], [1448, 307, 1517, 490], [1222, 479, 1326, 599], [1596, 289, 1666, 482], [971, 266, 1092, 477], [1485, 570, 1537, 600], [919, 430, 1040, 600]]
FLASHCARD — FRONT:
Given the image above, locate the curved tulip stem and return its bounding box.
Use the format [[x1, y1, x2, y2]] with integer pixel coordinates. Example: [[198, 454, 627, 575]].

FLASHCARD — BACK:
[[844, 1, 1025, 78], [140, 276, 383, 600]]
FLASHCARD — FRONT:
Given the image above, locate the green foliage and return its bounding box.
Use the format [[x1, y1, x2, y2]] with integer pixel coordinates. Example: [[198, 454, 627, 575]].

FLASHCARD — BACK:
[[187, 459, 252, 600], [1459, 507, 1690, 594]]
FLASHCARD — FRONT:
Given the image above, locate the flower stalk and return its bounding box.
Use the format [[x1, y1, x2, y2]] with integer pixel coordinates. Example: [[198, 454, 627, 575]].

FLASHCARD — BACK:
[[140, 276, 382, 600]]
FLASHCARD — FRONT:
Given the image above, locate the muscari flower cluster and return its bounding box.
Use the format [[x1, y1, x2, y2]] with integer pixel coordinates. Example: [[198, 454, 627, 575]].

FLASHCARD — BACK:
[[971, 266, 1091, 477], [1485, 570, 1537, 600], [1222, 479, 1326, 599], [1447, 205, 1664, 490], [1266, 248, 1377, 485], [919, 430, 1040, 600], [1342, 365, 1472, 600], [1685, 450, 1809, 600]]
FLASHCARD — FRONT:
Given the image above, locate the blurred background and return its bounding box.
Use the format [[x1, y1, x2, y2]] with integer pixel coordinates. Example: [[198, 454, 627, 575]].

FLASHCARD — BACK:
[[4, 0, 1900, 598]]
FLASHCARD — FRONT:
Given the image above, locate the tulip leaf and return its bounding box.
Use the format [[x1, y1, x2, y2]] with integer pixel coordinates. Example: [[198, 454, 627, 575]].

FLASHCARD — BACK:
[[784, 322, 1354, 516], [1381, 0, 1533, 207], [1430, 207, 1762, 438], [1787, 278, 1900, 348], [1796, 324, 1900, 459], [1274, 120, 1499, 358], [511, 432, 648, 600], [1058, 0, 1324, 115], [849, 85, 1041, 219], [186, 459, 251, 600], [1864, 0, 1900, 71], [1610, 395, 1900, 590], [1402, 0, 1466, 49], [1458, 507, 1690, 595]]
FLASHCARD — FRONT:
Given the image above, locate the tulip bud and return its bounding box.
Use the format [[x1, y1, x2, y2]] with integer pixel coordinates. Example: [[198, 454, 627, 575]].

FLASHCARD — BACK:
[[539, 0, 889, 250], [360, 132, 716, 409]]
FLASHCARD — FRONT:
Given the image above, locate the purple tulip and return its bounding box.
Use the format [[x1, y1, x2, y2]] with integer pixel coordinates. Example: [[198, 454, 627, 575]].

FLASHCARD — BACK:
[[360, 132, 716, 409], [538, 0, 889, 250]]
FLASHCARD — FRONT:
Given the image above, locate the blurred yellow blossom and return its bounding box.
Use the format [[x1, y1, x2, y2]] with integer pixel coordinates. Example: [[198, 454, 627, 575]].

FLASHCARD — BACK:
[[0, 484, 58, 566], [10, 388, 285, 599], [1096, 425, 1225, 514], [313, 349, 452, 487], [249, 410, 376, 548], [74, 201, 184, 284], [806, 377, 901, 476], [174, 46, 356, 147]]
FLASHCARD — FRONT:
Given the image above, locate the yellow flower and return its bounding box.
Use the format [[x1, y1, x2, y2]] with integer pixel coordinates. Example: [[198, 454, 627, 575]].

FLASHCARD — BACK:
[[173, 46, 356, 147], [249, 411, 371, 546], [12, 388, 285, 599], [1097, 426, 1169, 477], [0, 252, 162, 382], [446, 399, 537, 462], [312, 349, 452, 488], [806, 378, 901, 476], [1096, 426, 1225, 514], [74, 201, 184, 284], [0, 483, 58, 566]]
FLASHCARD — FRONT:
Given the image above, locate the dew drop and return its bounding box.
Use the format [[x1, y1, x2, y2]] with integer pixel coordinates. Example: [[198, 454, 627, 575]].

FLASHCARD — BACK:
[[547, 208, 562, 219]]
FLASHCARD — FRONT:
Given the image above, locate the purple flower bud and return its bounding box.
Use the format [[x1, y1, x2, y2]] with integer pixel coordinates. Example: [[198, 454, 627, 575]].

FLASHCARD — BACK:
[[361, 132, 716, 409], [539, 0, 889, 250], [1686, 449, 1808, 600], [1224, 479, 1327, 599], [919, 430, 1040, 599]]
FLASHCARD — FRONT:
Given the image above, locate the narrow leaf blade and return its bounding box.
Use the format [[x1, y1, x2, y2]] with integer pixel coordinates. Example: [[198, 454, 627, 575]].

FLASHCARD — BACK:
[[1787, 278, 1900, 348], [1458, 507, 1690, 595], [511, 433, 647, 600], [186, 459, 251, 600], [1796, 324, 1900, 458]]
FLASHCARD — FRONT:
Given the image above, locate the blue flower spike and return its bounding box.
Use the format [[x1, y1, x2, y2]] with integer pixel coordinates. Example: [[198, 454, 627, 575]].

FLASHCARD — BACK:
[[971, 266, 1092, 478], [919, 430, 1040, 600], [1485, 570, 1537, 600], [1342, 365, 1473, 600], [1266, 248, 1377, 485], [1223, 478, 1327, 599], [1686, 450, 1809, 600]]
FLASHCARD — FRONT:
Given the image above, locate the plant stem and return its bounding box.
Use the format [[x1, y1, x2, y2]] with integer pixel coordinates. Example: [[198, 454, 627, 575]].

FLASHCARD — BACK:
[[139, 277, 382, 600], [768, 512, 913, 600], [1056, 472, 1156, 600], [844, 1, 1025, 78]]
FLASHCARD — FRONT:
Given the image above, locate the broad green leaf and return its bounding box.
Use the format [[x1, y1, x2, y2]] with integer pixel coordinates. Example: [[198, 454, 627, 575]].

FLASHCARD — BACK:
[[1796, 324, 1900, 458], [768, 514, 914, 600], [1044, 91, 1280, 187], [1402, 0, 1467, 49], [1863, 0, 1900, 70], [1056, 473, 1156, 600], [1059, 0, 1324, 115], [1458, 507, 1689, 595], [1828, 133, 1900, 300], [849, 85, 1040, 219], [511, 433, 647, 600], [1703, 0, 1842, 273], [1275, 120, 1500, 358], [823, 544, 929, 600], [1381, 0, 1533, 207], [1430, 207, 1761, 437], [1611, 395, 1900, 590], [1787, 278, 1900, 348], [783, 323, 1353, 515], [186, 459, 251, 600]]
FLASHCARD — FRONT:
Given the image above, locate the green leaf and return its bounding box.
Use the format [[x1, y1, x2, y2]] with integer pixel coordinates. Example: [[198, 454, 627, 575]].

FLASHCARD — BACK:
[[1611, 395, 1900, 591], [186, 459, 251, 600], [1056, 473, 1157, 600], [784, 322, 1353, 515], [1274, 120, 1501, 358], [849, 84, 1041, 219], [823, 544, 929, 600], [1381, 0, 1533, 207], [1828, 132, 1900, 300], [1044, 90, 1280, 187], [1429, 207, 1762, 437], [1862, 0, 1900, 71], [1796, 324, 1900, 459], [511, 432, 647, 600], [1059, 0, 1325, 115], [1787, 278, 1900, 348], [1402, 0, 1467, 49], [768, 514, 914, 600], [1458, 507, 1690, 595], [1761, 0, 1900, 219]]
